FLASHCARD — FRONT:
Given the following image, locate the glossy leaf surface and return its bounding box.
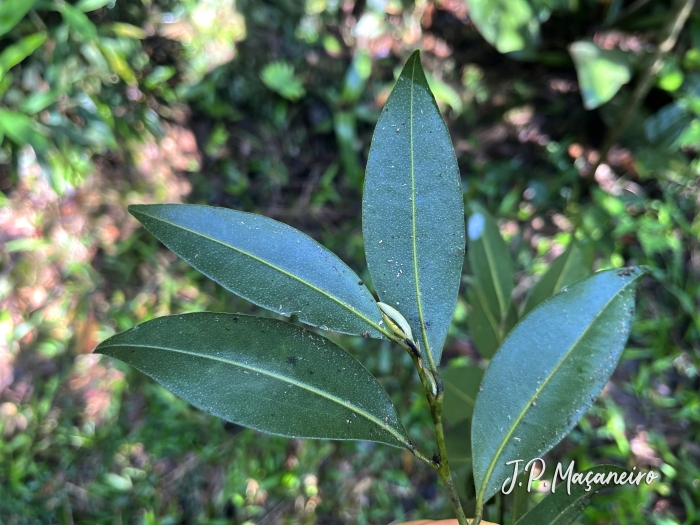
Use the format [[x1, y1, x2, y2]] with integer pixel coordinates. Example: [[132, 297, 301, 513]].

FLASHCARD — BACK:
[[129, 204, 384, 338], [363, 51, 465, 368], [514, 465, 626, 525], [522, 241, 590, 315], [96, 313, 411, 448], [472, 268, 643, 504], [442, 364, 484, 424], [569, 41, 632, 109]]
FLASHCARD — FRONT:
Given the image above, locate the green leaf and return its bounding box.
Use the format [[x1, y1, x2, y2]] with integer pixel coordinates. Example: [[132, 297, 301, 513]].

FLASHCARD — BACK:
[[512, 472, 530, 522], [0, 0, 37, 38], [467, 202, 514, 325], [340, 49, 371, 104], [425, 72, 463, 115], [76, 0, 112, 11], [466, 0, 547, 54], [569, 41, 632, 110], [472, 268, 644, 505], [59, 3, 99, 41], [514, 465, 627, 525], [656, 59, 684, 92], [645, 102, 693, 149], [442, 364, 484, 425], [0, 32, 47, 80], [466, 282, 501, 358], [107, 22, 147, 40], [261, 61, 306, 101], [445, 419, 475, 501], [128, 204, 385, 338], [363, 51, 465, 368], [18, 90, 59, 114], [99, 43, 137, 85], [96, 313, 411, 448], [0, 108, 49, 152], [522, 240, 590, 315]]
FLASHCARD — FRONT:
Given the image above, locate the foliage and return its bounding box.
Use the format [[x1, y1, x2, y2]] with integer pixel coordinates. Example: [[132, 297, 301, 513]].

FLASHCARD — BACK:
[[97, 52, 643, 525], [1, 0, 699, 523]]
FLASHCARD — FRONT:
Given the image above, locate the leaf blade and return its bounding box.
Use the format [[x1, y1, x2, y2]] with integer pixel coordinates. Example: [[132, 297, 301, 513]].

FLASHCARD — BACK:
[[466, 282, 501, 358], [0, 0, 37, 38], [569, 41, 632, 110], [129, 204, 385, 338], [96, 313, 411, 448], [363, 50, 465, 368], [442, 364, 484, 425], [514, 465, 627, 525], [467, 0, 549, 54], [0, 32, 47, 80], [467, 202, 514, 323], [472, 268, 644, 504], [522, 240, 591, 315]]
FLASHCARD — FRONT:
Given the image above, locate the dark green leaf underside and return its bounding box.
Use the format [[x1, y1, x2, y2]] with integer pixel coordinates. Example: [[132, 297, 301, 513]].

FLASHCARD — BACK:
[[96, 313, 411, 448], [129, 204, 384, 338]]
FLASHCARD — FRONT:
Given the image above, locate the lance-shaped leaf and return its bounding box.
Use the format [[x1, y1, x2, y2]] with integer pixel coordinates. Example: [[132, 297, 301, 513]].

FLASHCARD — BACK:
[[467, 202, 514, 323], [442, 364, 484, 425], [514, 465, 627, 525], [522, 240, 591, 316], [95, 313, 411, 448], [363, 51, 465, 368], [472, 268, 644, 505], [129, 204, 384, 338]]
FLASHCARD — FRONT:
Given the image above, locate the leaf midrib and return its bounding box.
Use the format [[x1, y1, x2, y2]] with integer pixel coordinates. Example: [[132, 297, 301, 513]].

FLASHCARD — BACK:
[[134, 208, 386, 337], [476, 280, 633, 504], [99, 342, 410, 447], [408, 56, 435, 369], [481, 223, 508, 318], [473, 282, 501, 347]]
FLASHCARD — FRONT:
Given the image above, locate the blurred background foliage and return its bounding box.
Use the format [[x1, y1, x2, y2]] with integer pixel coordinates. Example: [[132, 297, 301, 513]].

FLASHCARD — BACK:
[[0, 0, 699, 523]]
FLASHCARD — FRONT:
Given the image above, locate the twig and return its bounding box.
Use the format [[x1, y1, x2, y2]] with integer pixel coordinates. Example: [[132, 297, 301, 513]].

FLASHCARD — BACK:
[[589, 0, 696, 180], [390, 331, 468, 524]]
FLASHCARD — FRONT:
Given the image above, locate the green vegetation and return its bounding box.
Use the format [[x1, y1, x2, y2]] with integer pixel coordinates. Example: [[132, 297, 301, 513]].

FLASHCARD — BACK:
[[1, 1, 699, 524]]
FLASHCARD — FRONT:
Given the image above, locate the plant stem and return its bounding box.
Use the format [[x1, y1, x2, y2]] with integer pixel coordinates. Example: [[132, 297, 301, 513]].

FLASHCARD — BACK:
[[588, 0, 696, 179], [387, 332, 468, 523], [431, 398, 469, 525]]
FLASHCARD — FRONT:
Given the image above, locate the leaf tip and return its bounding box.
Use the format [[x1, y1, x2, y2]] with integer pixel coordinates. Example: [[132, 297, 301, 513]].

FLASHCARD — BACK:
[[127, 203, 145, 216]]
